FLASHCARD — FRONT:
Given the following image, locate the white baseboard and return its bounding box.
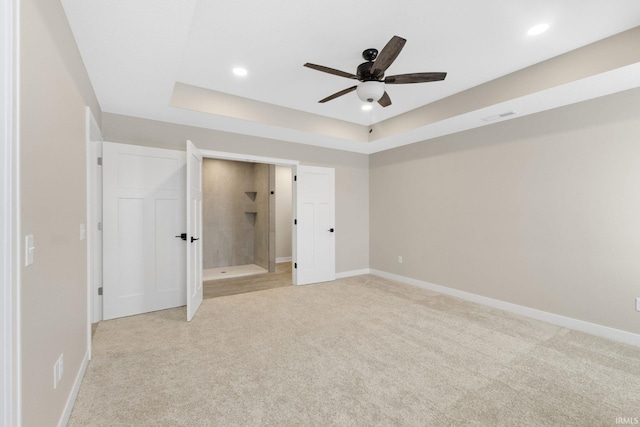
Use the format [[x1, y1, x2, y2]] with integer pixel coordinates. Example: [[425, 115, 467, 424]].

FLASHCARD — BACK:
[[276, 257, 292, 264], [370, 269, 640, 348], [336, 268, 371, 279], [57, 350, 89, 427]]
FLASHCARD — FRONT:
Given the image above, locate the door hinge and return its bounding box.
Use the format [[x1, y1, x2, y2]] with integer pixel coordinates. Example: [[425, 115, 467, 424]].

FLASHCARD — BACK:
[[97, 222, 102, 231], [97, 157, 102, 166], [98, 287, 103, 296], [294, 263, 297, 269], [294, 219, 297, 225], [294, 175, 297, 181]]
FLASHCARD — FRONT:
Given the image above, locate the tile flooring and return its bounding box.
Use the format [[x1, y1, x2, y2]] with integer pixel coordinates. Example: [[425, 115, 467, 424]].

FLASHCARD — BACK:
[[202, 264, 267, 281]]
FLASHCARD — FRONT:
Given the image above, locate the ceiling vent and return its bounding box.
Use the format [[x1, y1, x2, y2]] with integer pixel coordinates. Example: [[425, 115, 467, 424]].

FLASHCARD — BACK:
[[482, 111, 518, 122]]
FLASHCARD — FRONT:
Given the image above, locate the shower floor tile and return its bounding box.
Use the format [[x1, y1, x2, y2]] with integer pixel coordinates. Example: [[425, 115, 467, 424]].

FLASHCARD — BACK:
[[203, 264, 267, 281]]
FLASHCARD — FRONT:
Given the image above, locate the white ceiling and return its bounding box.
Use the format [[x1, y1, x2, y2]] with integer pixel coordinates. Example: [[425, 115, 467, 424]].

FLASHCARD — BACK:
[[61, 0, 640, 153]]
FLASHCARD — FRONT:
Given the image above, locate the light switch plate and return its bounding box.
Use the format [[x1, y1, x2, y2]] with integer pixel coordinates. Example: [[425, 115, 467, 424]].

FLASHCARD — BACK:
[[25, 235, 34, 266]]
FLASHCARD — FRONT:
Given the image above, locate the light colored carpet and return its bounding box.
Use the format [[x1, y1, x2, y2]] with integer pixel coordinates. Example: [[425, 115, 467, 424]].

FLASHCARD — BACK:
[[69, 275, 640, 426]]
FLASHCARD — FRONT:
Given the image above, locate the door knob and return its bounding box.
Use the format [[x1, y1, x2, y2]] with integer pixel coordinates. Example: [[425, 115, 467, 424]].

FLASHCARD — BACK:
[[175, 233, 187, 241], [191, 236, 200, 243], [328, 228, 334, 233]]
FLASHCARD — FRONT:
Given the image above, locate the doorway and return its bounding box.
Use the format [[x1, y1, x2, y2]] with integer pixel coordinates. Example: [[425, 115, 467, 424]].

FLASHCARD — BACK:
[[201, 159, 276, 281], [201, 161, 293, 298], [95, 144, 335, 321]]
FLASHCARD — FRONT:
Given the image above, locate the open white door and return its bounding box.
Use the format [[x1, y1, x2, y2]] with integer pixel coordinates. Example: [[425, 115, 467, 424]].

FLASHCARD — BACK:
[[87, 108, 103, 323], [103, 142, 186, 320], [186, 140, 203, 321], [293, 165, 335, 285]]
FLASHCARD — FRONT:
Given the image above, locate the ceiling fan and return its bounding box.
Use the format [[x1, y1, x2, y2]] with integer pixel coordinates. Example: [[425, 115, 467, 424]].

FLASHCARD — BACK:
[[304, 35, 447, 108]]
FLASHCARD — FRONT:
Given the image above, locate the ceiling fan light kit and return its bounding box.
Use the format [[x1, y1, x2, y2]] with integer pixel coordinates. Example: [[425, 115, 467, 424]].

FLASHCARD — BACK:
[[304, 35, 447, 108], [357, 81, 385, 103]]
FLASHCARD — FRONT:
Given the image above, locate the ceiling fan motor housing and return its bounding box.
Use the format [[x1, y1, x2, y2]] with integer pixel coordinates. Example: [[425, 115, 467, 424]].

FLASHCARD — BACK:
[[357, 61, 381, 81]]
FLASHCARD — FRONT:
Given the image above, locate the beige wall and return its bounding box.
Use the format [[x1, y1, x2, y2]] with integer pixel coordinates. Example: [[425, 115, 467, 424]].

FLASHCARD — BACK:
[[102, 113, 370, 274], [17, 4, 640, 426], [370, 87, 640, 335], [20, 0, 101, 425]]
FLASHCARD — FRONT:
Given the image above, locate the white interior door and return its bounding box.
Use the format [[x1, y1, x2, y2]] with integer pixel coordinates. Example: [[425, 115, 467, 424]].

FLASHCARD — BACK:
[[186, 140, 203, 321], [86, 105, 104, 324], [103, 142, 186, 320], [293, 165, 335, 285]]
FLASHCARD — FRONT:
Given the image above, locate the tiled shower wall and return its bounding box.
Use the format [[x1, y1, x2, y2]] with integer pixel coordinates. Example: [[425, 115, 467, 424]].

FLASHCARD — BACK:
[[253, 162, 276, 272], [202, 159, 274, 270]]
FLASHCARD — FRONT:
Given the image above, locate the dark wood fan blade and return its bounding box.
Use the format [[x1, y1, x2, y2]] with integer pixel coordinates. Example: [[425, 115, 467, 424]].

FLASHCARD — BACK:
[[304, 63, 358, 79], [319, 86, 357, 103], [385, 72, 447, 84], [378, 91, 392, 107], [371, 36, 406, 77]]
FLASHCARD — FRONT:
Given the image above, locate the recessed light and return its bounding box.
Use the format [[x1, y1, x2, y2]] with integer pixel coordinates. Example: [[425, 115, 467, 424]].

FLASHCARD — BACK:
[[528, 23, 549, 36], [361, 104, 373, 111], [232, 67, 248, 77]]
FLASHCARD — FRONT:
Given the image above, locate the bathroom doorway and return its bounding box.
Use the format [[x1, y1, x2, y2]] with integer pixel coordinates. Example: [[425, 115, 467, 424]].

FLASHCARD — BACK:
[[201, 158, 288, 281]]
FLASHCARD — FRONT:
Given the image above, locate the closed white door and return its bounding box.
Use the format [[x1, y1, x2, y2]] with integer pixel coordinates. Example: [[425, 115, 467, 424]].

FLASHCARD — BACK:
[[103, 142, 186, 320], [186, 140, 203, 321], [293, 165, 335, 285]]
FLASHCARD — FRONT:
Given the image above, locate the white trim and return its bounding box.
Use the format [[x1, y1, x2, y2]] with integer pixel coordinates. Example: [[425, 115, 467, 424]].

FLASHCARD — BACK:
[[85, 108, 103, 361], [336, 268, 370, 279], [276, 257, 292, 264], [56, 350, 89, 427], [0, 0, 14, 424], [197, 148, 301, 286], [13, 0, 20, 421], [85, 108, 90, 359], [371, 269, 640, 348], [198, 149, 299, 167], [1, 0, 19, 425]]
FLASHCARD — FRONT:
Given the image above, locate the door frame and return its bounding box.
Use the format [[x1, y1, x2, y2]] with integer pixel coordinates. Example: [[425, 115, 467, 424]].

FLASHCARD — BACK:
[[1, 0, 18, 423], [85, 107, 102, 350], [198, 149, 299, 281], [89, 148, 314, 320], [199, 150, 299, 169], [186, 140, 203, 321]]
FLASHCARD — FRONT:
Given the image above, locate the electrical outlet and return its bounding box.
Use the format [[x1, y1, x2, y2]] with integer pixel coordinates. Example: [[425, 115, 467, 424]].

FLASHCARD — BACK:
[[397, 255, 403, 264], [636, 297, 640, 312]]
